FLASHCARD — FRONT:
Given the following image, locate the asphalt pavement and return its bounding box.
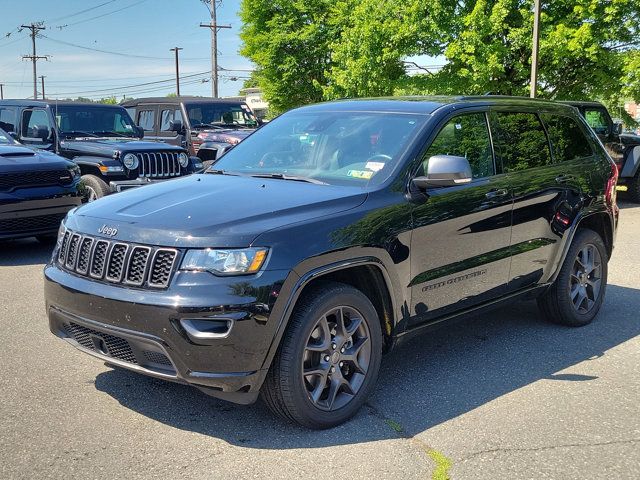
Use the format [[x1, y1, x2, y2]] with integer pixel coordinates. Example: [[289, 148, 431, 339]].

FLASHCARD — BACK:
[[1, 199, 638, 479]]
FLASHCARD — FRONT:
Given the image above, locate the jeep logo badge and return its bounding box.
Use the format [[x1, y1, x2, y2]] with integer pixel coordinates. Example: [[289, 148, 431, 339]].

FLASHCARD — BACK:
[[98, 225, 118, 237]]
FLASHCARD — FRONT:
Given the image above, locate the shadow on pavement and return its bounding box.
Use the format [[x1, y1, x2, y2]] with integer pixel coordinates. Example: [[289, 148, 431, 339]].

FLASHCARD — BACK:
[[95, 283, 640, 448], [0, 238, 54, 266]]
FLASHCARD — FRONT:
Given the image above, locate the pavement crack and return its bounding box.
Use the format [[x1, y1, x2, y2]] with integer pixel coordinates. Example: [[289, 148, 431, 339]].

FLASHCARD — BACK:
[[459, 438, 640, 462], [366, 402, 453, 480]]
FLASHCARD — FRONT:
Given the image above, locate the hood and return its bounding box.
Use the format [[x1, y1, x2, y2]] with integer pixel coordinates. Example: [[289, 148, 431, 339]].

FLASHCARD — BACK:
[[65, 174, 367, 247], [197, 128, 254, 144], [60, 138, 185, 158], [0, 145, 75, 172]]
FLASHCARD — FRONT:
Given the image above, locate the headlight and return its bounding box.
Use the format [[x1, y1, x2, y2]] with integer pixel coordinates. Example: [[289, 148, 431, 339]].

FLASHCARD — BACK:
[[123, 153, 139, 170], [178, 152, 189, 167], [181, 248, 268, 275]]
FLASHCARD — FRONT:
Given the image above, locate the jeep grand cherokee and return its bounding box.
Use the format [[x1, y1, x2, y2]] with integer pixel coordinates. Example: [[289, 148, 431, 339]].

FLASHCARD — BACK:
[[44, 96, 618, 429]]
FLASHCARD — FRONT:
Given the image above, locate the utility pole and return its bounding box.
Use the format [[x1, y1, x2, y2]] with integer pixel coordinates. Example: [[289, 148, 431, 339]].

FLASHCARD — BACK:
[[39, 75, 46, 99], [530, 0, 541, 98], [200, 0, 231, 98], [0, 84, 3, 100], [20, 22, 48, 99], [170, 47, 183, 96]]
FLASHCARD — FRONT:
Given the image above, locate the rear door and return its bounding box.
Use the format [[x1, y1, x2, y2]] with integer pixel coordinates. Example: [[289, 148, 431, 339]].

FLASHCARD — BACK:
[[409, 110, 513, 324], [489, 109, 577, 291]]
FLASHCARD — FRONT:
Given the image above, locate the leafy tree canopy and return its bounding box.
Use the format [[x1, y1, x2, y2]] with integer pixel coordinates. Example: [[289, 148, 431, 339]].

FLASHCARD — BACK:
[[240, 0, 640, 112]]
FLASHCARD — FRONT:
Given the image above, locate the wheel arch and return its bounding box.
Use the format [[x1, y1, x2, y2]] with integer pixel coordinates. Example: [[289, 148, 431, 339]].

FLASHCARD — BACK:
[[260, 258, 399, 372]]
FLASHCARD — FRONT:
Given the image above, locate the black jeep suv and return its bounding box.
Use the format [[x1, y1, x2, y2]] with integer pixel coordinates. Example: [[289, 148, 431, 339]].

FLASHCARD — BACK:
[[122, 97, 259, 167], [0, 127, 82, 240], [45, 96, 618, 429], [0, 100, 202, 201]]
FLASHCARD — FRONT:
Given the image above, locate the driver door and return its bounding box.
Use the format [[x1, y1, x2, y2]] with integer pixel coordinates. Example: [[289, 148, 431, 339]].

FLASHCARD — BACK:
[[409, 111, 513, 325]]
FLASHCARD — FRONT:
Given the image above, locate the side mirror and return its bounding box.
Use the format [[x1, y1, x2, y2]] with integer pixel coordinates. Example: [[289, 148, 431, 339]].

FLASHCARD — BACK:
[[8, 131, 19, 141], [412, 155, 473, 189], [32, 124, 50, 140], [169, 119, 183, 133], [612, 122, 623, 135], [134, 125, 144, 138]]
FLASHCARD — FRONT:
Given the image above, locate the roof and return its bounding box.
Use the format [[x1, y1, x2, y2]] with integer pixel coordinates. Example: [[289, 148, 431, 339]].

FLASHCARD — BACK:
[[560, 100, 606, 108], [294, 95, 572, 115], [0, 99, 126, 108], [121, 96, 247, 107]]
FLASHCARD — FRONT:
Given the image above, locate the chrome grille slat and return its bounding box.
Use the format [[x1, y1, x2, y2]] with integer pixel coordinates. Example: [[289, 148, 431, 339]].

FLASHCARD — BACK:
[[134, 151, 181, 179], [57, 230, 177, 289]]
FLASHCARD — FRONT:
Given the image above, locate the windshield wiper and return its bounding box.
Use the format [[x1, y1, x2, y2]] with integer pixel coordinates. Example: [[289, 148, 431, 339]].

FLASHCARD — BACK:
[[191, 123, 226, 130], [93, 131, 132, 138], [249, 173, 327, 185], [205, 169, 241, 176], [62, 130, 100, 138]]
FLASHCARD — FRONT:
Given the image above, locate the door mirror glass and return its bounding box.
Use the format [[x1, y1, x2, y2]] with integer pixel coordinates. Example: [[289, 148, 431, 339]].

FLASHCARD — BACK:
[[134, 125, 144, 138], [33, 125, 50, 140], [413, 155, 473, 188], [612, 122, 623, 135], [169, 119, 183, 132]]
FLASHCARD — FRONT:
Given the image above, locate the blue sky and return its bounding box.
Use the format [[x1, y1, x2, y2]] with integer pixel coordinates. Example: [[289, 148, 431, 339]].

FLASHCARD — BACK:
[[0, 0, 252, 100]]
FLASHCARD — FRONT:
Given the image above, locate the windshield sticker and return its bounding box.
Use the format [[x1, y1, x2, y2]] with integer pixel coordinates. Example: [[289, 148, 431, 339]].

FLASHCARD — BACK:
[[347, 170, 374, 179], [365, 161, 385, 172]]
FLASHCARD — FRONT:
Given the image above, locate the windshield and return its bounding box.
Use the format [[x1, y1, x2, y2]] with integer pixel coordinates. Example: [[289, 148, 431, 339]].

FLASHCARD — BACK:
[[53, 105, 138, 138], [212, 110, 426, 186], [0, 128, 15, 145], [186, 102, 258, 128]]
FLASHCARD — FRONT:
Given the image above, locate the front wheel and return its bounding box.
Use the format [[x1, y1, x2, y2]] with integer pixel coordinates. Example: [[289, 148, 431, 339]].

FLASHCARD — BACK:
[[537, 228, 608, 326], [261, 282, 382, 429], [81, 174, 110, 203]]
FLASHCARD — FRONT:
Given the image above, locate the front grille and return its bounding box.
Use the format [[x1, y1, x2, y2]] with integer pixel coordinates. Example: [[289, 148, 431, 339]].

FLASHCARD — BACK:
[[0, 213, 66, 235], [0, 169, 73, 191], [135, 152, 182, 179], [142, 350, 172, 366], [58, 229, 178, 289], [64, 322, 138, 364]]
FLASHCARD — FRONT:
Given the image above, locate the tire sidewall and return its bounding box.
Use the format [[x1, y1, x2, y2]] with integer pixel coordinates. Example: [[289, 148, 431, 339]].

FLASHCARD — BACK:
[[285, 286, 382, 428]]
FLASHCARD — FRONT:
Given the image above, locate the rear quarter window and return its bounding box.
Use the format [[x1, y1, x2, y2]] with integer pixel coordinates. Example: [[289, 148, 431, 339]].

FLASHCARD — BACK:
[[540, 114, 594, 162]]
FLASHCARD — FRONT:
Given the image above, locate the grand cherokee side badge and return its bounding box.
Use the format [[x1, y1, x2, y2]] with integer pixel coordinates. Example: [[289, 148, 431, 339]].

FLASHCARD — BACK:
[[98, 224, 118, 237]]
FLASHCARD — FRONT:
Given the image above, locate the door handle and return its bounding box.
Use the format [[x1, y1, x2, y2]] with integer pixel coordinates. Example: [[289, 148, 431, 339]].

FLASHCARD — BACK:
[[485, 189, 509, 199]]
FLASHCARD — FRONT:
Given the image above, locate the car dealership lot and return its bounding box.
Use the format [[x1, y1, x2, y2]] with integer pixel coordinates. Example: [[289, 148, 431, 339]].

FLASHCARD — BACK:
[[1, 200, 638, 480]]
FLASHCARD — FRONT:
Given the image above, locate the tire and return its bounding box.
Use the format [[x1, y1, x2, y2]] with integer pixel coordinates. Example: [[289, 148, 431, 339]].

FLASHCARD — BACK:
[[627, 170, 640, 203], [537, 228, 608, 327], [81, 174, 110, 202], [261, 282, 382, 429]]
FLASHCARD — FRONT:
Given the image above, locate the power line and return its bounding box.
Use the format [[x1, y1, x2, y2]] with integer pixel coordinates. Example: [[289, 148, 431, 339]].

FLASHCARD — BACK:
[[45, 0, 118, 24], [55, 0, 149, 30]]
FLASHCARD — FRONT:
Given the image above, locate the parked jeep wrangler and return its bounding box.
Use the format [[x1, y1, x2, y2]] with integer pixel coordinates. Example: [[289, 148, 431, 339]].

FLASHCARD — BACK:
[[0, 100, 202, 201], [122, 97, 259, 168], [563, 101, 640, 202], [46, 96, 618, 429]]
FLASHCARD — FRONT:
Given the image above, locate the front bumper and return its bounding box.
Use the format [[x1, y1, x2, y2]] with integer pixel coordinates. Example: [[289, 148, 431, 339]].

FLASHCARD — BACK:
[[44, 263, 292, 404], [108, 177, 174, 193], [0, 192, 81, 240]]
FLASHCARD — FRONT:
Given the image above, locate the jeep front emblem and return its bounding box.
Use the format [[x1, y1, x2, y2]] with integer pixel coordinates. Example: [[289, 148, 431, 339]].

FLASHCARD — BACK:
[[98, 225, 118, 237]]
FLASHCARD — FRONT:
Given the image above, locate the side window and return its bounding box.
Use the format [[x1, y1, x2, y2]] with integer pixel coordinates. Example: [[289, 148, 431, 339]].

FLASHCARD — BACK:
[[125, 107, 136, 120], [160, 108, 183, 132], [421, 113, 494, 178], [584, 108, 610, 135], [138, 109, 155, 132], [540, 114, 594, 162], [490, 112, 552, 173], [0, 107, 17, 132], [21, 109, 52, 140]]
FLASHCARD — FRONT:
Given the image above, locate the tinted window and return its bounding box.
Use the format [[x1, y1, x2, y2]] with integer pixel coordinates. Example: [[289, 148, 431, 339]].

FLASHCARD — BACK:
[[54, 105, 137, 136], [541, 114, 593, 162], [186, 103, 257, 128], [490, 112, 551, 172], [421, 113, 494, 178], [160, 108, 183, 131], [0, 107, 17, 132], [584, 108, 609, 135], [138, 110, 155, 131], [21, 109, 52, 139], [213, 111, 425, 186]]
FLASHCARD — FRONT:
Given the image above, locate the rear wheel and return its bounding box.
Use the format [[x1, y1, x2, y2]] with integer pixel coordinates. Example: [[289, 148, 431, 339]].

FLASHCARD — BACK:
[[81, 174, 110, 202], [537, 228, 608, 326], [261, 282, 382, 429]]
